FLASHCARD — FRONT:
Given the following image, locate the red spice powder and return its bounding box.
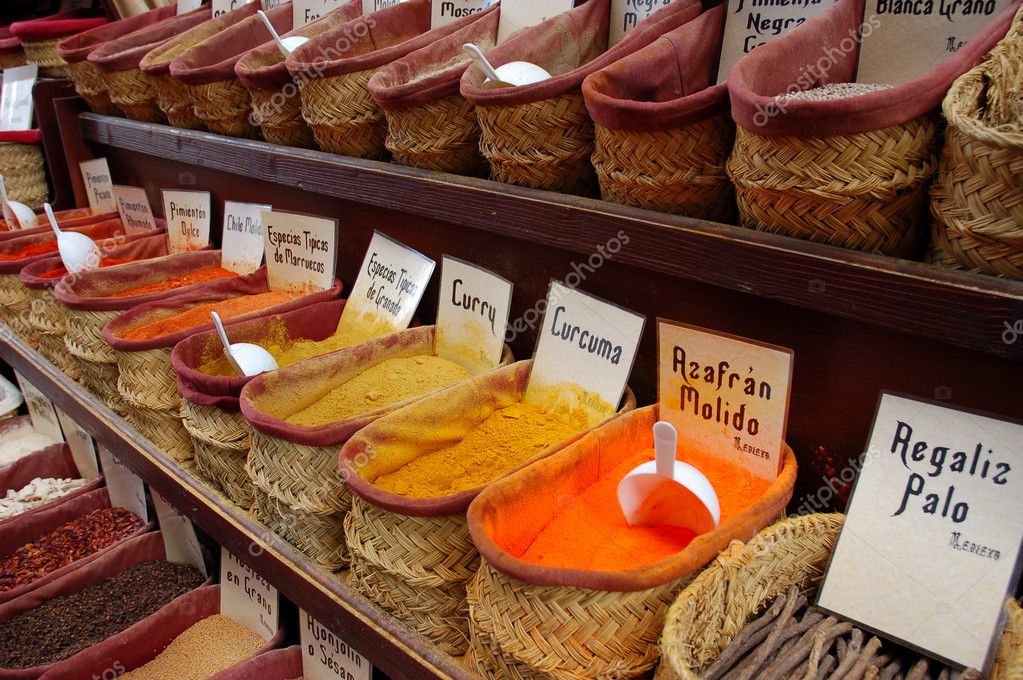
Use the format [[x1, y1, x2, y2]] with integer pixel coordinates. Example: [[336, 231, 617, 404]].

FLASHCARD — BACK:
[[38, 258, 136, 280], [0, 241, 59, 261], [108, 266, 238, 298], [120, 291, 297, 342]]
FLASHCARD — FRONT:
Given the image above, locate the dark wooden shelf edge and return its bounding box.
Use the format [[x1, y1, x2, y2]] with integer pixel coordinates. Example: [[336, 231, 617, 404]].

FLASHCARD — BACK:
[[0, 330, 474, 680], [78, 112, 1023, 361]]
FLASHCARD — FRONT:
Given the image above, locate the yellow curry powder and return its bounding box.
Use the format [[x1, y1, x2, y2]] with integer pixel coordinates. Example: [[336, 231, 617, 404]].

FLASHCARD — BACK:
[[373, 400, 591, 498], [286, 355, 469, 426]]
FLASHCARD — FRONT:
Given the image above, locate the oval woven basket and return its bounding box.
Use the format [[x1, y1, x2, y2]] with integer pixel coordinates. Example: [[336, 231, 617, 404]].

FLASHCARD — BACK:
[[0, 142, 48, 210], [0, 273, 34, 343], [181, 400, 254, 508], [299, 68, 389, 159], [116, 346, 194, 463], [384, 94, 484, 174], [930, 4, 1023, 280], [22, 36, 69, 77], [27, 287, 78, 378], [64, 308, 126, 414], [67, 60, 120, 116]]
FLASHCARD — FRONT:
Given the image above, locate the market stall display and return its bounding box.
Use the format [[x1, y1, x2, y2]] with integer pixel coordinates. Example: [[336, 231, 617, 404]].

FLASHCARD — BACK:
[[9, 11, 107, 78]]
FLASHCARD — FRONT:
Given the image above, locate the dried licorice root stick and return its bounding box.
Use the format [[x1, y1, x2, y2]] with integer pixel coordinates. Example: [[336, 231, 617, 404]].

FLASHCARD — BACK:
[[842, 636, 883, 680], [703, 592, 790, 680], [815, 654, 836, 680], [762, 618, 853, 680], [804, 617, 847, 680], [722, 586, 806, 680], [878, 659, 903, 680], [904, 658, 931, 680], [830, 628, 864, 680]]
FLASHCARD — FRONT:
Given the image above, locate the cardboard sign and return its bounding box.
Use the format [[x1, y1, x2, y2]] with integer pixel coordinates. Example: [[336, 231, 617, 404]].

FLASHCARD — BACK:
[[56, 409, 99, 480], [610, 0, 674, 45], [112, 186, 158, 234], [178, 0, 205, 14], [524, 283, 644, 426], [162, 189, 212, 253], [0, 64, 37, 132], [262, 209, 337, 292], [435, 256, 512, 372], [657, 320, 793, 482], [716, 0, 839, 82], [14, 372, 64, 443], [856, 0, 1013, 85], [152, 492, 207, 576], [222, 201, 271, 275], [336, 231, 434, 337], [79, 158, 117, 213], [262, 0, 287, 8], [301, 610, 372, 680], [363, 0, 405, 13], [818, 393, 1023, 673], [432, 0, 497, 28], [220, 547, 279, 641], [497, 0, 575, 42], [214, 0, 255, 17], [98, 445, 148, 522]]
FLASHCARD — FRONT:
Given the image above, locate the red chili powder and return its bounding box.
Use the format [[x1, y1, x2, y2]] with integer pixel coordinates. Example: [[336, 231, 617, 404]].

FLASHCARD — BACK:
[[120, 291, 297, 342], [108, 267, 238, 298], [38, 258, 136, 280], [0, 242, 58, 261]]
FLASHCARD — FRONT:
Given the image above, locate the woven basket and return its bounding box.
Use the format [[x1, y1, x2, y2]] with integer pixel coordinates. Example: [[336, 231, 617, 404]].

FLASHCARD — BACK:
[[181, 400, 253, 508], [115, 346, 193, 462], [930, 5, 1023, 280], [250, 89, 312, 147], [64, 308, 127, 414], [27, 286, 76, 375], [104, 67, 167, 124], [151, 73, 202, 128], [0, 142, 47, 210], [67, 60, 120, 116], [190, 79, 261, 139], [383, 94, 484, 174], [22, 36, 68, 77], [300, 69, 388, 159], [0, 49, 26, 70], [0, 273, 33, 342]]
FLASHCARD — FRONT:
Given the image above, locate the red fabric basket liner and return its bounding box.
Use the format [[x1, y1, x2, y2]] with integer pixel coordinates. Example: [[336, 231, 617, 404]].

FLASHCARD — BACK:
[[56, 5, 177, 65], [0, 487, 151, 606], [460, 0, 702, 107], [19, 231, 169, 291], [36, 586, 286, 680], [102, 272, 343, 351], [727, 0, 1023, 137], [0, 219, 160, 275], [582, 4, 727, 132], [140, 2, 261, 78], [0, 208, 117, 239], [0, 443, 103, 531], [209, 645, 302, 680], [234, 1, 362, 92], [9, 11, 107, 43], [86, 6, 210, 74], [0, 131, 40, 145], [0, 25, 21, 50], [368, 4, 499, 111]]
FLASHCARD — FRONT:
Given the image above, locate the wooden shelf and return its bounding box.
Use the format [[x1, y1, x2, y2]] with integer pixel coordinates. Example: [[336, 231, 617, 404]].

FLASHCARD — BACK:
[[0, 330, 473, 680]]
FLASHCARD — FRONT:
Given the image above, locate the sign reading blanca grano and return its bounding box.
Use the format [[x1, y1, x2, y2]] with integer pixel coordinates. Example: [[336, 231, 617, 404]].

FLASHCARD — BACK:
[[161, 189, 211, 253], [610, 0, 674, 46], [301, 610, 372, 680], [432, 0, 497, 28], [856, 0, 1012, 85], [262, 210, 337, 293], [716, 0, 840, 82]]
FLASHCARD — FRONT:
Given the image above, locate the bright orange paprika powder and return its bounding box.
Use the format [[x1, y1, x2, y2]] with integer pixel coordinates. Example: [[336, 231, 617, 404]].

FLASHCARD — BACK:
[[108, 267, 238, 298], [38, 258, 136, 279], [119, 291, 297, 342], [0, 242, 59, 261]]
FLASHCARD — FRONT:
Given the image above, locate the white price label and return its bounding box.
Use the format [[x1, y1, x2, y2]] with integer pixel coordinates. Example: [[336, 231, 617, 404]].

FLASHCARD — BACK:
[[98, 445, 148, 522], [293, 0, 348, 26], [220, 547, 279, 641], [178, 0, 205, 15], [610, 0, 674, 45], [213, 0, 256, 17], [362, 0, 405, 13], [435, 256, 512, 372], [112, 186, 158, 234], [153, 492, 206, 576], [14, 371, 64, 443], [162, 189, 212, 254], [301, 610, 372, 680], [497, 0, 574, 42], [0, 64, 37, 132], [262, 209, 337, 292], [222, 201, 270, 275], [55, 409, 99, 480], [79, 158, 117, 213], [431, 0, 496, 28]]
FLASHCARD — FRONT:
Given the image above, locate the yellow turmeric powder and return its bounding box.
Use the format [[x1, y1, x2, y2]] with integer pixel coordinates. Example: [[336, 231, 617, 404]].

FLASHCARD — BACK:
[[286, 355, 469, 426], [373, 400, 591, 498]]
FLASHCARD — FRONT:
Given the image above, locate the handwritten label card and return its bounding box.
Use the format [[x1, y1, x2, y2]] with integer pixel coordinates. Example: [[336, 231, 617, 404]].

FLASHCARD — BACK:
[[818, 393, 1023, 673], [0, 64, 37, 132], [98, 445, 148, 522], [657, 320, 793, 482], [222, 201, 271, 275], [178, 0, 205, 15], [153, 492, 206, 576], [56, 409, 99, 480], [716, 0, 839, 82], [610, 0, 674, 45], [363, 0, 406, 14], [301, 610, 372, 680], [293, 0, 345, 27], [162, 190, 212, 253], [79, 158, 117, 213], [498, 0, 575, 42], [856, 0, 1013, 85], [435, 256, 512, 372], [14, 372, 64, 443], [336, 231, 435, 337], [262, 209, 337, 292], [214, 0, 256, 17], [113, 186, 157, 234], [432, 0, 497, 28], [220, 547, 279, 641], [262, 0, 288, 8], [524, 283, 644, 426]]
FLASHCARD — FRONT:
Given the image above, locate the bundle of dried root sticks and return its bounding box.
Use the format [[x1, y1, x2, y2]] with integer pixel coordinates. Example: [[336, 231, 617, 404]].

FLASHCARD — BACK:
[[701, 585, 981, 680]]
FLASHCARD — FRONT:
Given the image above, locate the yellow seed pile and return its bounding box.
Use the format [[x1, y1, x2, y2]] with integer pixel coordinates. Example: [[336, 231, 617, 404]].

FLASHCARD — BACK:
[[119, 615, 263, 680]]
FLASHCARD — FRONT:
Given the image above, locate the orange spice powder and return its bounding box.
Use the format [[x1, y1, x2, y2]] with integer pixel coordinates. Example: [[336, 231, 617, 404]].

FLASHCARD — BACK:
[[119, 291, 297, 342], [38, 258, 136, 279], [0, 242, 59, 261], [108, 267, 238, 298], [517, 447, 770, 571]]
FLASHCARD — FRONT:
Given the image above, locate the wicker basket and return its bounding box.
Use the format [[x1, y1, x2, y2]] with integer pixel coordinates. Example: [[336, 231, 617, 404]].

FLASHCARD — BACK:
[[65, 307, 126, 414], [930, 4, 1023, 280], [0, 141, 47, 210], [658, 513, 1023, 680], [382, 95, 484, 174], [0, 273, 33, 341], [298, 69, 387, 158], [29, 287, 80, 380], [0, 34, 26, 70], [181, 400, 254, 508], [66, 60, 119, 115], [22, 36, 69, 77], [116, 346, 193, 462]]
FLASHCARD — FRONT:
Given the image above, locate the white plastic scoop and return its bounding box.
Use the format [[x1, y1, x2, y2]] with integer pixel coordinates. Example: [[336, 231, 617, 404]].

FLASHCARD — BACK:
[[462, 43, 552, 90], [0, 175, 38, 229], [211, 311, 279, 377], [44, 203, 100, 274], [617, 421, 720, 532], [258, 10, 308, 56]]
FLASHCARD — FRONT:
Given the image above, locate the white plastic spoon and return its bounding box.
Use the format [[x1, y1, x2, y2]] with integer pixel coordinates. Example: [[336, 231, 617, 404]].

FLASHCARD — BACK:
[[617, 421, 720, 532], [258, 10, 308, 56], [211, 311, 279, 377], [462, 43, 552, 90], [44, 203, 100, 274], [0, 176, 38, 229]]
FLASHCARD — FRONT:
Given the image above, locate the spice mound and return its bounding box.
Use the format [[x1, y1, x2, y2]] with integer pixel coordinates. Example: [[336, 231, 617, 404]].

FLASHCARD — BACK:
[[374, 401, 591, 498], [0, 242, 59, 262], [286, 355, 470, 426], [0, 560, 204, 669], [518, 448, 769, 571], [119, 614, 265, 680], [118, 291, 297, 342], [38, 257, 135, 279], [0, 421, 58, 465], [0, 507, 146, 592], [108, 266, 238, 298], [0, 477, 88, 520]]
